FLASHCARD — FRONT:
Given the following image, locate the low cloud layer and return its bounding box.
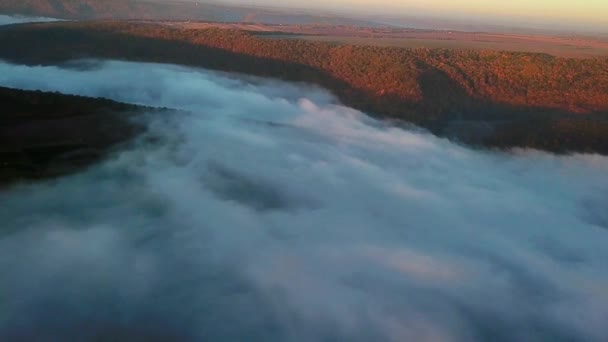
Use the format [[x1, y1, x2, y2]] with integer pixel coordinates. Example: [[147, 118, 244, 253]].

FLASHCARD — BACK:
[[1, 60, 608, 341], [0, 15, 60, 26]]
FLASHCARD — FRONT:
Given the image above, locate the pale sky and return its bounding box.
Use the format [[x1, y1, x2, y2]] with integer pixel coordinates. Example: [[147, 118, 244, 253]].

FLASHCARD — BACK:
[[218, 0, 608, 31]]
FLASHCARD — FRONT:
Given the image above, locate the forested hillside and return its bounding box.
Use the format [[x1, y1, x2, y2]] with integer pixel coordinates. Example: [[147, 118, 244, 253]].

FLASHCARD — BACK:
[[0, 0, 137, 19], [0, 86, 146, 183], [1, 21, 607, 153]]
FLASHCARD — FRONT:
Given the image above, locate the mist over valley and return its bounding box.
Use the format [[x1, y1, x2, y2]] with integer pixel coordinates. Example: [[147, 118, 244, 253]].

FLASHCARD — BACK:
[[1, 60, 607, 341], [1, 3, 608, 341]]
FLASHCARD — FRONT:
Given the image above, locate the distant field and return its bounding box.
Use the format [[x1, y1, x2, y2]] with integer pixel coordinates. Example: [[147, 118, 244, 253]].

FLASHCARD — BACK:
[[274, 35, 608, 59]]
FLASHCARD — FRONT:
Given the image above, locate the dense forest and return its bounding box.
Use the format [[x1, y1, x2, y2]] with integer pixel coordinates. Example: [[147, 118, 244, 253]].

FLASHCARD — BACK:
[[0, 86, 146, 184], [0, 21, 607, 154]]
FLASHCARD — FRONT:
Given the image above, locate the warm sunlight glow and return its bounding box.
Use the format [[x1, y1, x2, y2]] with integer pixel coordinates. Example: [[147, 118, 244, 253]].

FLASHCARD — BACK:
[[224, 0, 608, 30]]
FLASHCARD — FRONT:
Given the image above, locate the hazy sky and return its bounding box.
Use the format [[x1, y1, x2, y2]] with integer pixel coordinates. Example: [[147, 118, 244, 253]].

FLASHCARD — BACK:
[[218, 0, 608, 31]]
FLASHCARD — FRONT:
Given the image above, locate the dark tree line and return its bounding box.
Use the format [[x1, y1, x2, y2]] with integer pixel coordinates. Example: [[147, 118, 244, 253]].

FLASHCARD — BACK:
[[0, 86, 146, 184]]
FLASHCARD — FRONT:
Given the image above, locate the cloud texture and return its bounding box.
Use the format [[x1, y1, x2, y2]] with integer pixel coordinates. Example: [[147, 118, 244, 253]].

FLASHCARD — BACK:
[[0, 60, 608, 341]]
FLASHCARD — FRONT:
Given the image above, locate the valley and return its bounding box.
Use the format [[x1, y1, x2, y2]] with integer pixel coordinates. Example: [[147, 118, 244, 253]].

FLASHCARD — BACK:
[[1, 20, 607, 154], [1, 2, 608, 340]]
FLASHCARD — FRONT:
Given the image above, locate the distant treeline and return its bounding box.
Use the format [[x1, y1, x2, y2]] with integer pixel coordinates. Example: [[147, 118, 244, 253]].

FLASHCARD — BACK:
[[1, 21, 607, 154], [0, 0, 379, 26], [0, 0, 209, 20], [0, 86, 140, 123]]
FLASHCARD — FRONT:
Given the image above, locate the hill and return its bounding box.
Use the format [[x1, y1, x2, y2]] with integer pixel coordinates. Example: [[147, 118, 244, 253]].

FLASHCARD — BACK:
[[0, 0, 381, 26], [1, 21, 607, 154], [0, 86, 146, 184]]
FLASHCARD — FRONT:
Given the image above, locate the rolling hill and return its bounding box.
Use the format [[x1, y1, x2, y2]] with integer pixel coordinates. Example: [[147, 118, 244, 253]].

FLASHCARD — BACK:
[[1, 20, 607, 154], [0, 85, 146, 183], [0, 0, 383, 26]]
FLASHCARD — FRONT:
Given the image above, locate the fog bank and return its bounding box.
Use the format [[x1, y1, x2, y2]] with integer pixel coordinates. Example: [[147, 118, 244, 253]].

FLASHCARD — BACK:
[[0, 15, 60, 26], [0, 60, 607, 341]]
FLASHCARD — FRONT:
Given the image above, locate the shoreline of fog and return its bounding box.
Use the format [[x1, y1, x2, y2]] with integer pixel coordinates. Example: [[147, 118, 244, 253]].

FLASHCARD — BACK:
[[0, 59, 607, 341], [0, 14, 62, 26]]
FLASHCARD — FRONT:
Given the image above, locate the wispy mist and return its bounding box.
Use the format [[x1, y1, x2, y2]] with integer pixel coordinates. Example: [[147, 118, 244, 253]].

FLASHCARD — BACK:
[[0, 15, 60, 26], [0, 60, 607, 341]]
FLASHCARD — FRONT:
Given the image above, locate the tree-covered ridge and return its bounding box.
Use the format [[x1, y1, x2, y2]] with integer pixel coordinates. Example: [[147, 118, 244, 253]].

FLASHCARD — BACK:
[[78, 23, 608, 112], [0, 0, 379, 26], [0, 85, 141, 122], [0, 86, 146, 183], [12, 21, 606, 116], [0, 0, 137, 19], [1, 21, 607, 154]]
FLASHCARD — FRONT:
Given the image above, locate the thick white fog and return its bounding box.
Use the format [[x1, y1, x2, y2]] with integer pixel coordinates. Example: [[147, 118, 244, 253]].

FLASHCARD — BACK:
[[1, 60, 608, 341], [0, 15, 60, 26]]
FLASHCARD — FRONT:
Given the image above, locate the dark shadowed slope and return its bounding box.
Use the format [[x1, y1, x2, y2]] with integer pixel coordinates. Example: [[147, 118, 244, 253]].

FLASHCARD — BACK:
[[0, 86, 148, 184], [1, 21, 607, 154]]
